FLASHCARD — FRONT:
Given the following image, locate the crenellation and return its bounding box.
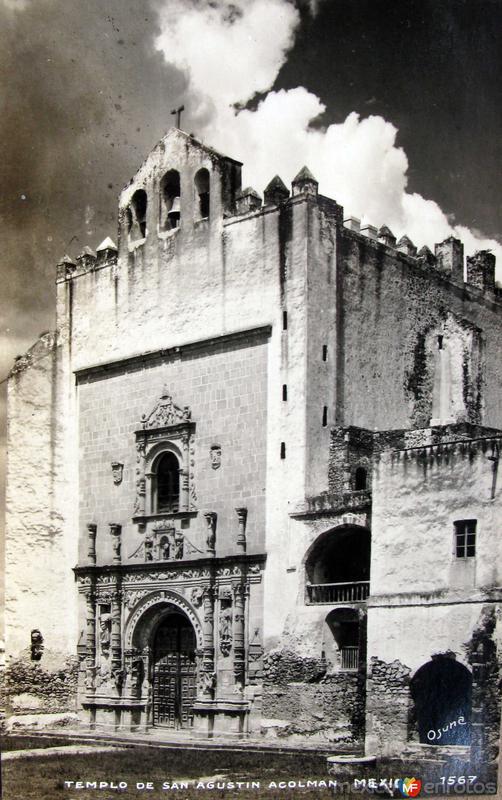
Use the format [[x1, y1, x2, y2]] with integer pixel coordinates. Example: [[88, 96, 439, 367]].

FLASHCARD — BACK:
[[56, 253, 76, 283], [291, 165, 318, 197], [360, 224, 378, 240], [378, 225, 396, 247], [235, 187, 262, 215], [417, 244, 435, 265], [396, 234, 417, 257], [344, 216, 360, 232], [263, 175, 290, 205], [434, 236, 464, 283], [466, 250, 496, 294]]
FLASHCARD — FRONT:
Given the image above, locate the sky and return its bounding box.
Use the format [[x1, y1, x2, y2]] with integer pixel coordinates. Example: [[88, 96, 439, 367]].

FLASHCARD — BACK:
[[0, 0, 501, 550]]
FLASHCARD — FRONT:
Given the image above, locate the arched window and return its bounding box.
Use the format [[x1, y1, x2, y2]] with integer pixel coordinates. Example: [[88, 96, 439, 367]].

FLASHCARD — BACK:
[[354, 466, 368, 491], [194, 168, 210, 219], [305, 526, 371, 603], [160, 170, 181, 230], [324, 608, 362, 671], [128, 189, 147, 240], [154, 452, 180, 512]]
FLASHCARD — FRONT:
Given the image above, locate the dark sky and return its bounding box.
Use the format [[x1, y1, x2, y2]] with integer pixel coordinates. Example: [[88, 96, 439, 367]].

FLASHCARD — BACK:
[[0, 0, 501, 554]]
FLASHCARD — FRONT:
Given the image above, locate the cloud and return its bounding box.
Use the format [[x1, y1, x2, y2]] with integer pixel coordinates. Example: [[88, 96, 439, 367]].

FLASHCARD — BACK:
[[153, 0, 502, 279], [154, 0, 299, 110]]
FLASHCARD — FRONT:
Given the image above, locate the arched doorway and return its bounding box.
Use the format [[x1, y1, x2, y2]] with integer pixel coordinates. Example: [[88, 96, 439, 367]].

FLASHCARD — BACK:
[[152, 612, 197, 728], [410, 655, 472, 745]]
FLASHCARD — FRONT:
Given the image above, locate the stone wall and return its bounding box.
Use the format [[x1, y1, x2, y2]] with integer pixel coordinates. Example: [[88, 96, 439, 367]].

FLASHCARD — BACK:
[[261, 648, 365, 744], [365, 657, 412, 757], [77, 331, 268, 566], [337, 230, 502, 432], [2, 652, 79, 714]]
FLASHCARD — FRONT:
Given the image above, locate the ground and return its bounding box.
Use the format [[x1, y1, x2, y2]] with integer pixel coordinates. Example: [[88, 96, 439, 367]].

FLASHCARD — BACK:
[[1, 737, 338, 800]]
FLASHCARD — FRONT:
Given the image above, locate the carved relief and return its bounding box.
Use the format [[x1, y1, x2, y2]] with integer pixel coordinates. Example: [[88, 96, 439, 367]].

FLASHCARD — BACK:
[[111, 462, 124, 485], [191, 587, 204, 607], [141, 386, 191, 429], [135, 387, 197, 518], [125, 590, 203, 648], [99, 611, 111, 655], [210, 444, 221, 470], [219, 598, 233, 656], [30, 629, 44, 662]]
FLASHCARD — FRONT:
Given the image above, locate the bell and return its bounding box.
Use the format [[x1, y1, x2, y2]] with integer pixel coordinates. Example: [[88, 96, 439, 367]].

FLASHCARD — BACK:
[[167, 196, 181, 229]]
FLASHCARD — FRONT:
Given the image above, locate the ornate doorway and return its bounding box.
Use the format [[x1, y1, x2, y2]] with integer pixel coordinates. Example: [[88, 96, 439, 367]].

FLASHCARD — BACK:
[[152, 612, 197, 728]]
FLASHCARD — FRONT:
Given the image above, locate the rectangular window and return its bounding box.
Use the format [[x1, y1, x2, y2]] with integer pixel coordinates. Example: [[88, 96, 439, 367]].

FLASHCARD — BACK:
[[454, 520, 476, 558], [322, 344, 328, 361], [282, 310, 288, 330]]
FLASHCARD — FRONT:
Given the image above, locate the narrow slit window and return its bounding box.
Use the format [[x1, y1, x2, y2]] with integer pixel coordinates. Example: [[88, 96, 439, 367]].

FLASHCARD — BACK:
[[280, 442, 286, 459], [322, 345, 328, 361], [282, 310, 288, 330], [322, 406, 328, 427], [282, 384, 288, 401]]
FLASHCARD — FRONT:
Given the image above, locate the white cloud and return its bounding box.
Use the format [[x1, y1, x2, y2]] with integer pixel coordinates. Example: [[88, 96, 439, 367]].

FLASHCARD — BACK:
[[154, 0, 299, 108], [153, 0, 502, 278]]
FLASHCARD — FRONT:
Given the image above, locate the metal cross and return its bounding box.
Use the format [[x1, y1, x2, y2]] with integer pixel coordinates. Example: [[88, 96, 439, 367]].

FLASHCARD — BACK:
[[171, 105, 185, 129]]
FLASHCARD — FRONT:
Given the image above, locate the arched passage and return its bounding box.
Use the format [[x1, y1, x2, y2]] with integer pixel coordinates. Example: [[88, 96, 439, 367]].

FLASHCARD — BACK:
[[410, 655, 472, 745], [305, 526, 371, 603]]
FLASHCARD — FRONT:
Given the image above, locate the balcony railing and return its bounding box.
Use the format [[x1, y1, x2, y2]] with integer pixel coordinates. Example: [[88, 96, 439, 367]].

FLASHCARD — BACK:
[[341, 646, 360, 671], [306, 580, 370, 604]]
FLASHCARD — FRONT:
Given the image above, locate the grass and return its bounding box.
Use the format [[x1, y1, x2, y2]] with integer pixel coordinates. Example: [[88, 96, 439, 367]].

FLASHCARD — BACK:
[[2, 742, 343, 800]]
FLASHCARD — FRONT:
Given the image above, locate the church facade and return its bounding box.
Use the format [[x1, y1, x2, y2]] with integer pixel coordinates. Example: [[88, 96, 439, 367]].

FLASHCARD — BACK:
[[5, 129, 502, 767]]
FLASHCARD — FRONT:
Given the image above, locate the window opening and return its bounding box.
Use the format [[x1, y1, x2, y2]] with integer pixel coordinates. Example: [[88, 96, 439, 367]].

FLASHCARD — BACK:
[[160, 170, 181, 230], [280, 442, 286, 459], [282, 310, 288, 330], [354, 466, 368, 491], [282, 384, 288, 401], [322, 345, 328, 361], [194, 168, 210, 219], [156, 452, 180, 512], [454, 520, 476, 558], [322, 406, 328, 427], [129, 189, 147, 240]]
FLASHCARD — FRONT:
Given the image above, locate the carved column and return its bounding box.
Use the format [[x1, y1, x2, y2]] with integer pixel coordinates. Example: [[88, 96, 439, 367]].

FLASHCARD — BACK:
[[235, 508, 247, 553], [180, 433, 190, 511], [232, 583, 247, 692], [87, 523, 97, 565], [201, 586, 216, 698], [85, 585, 97, 696], [110, 584, 123, 693], [109, 523, 122, 564], [204, 512, 217, 556], [134, 439, 146, 515]]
